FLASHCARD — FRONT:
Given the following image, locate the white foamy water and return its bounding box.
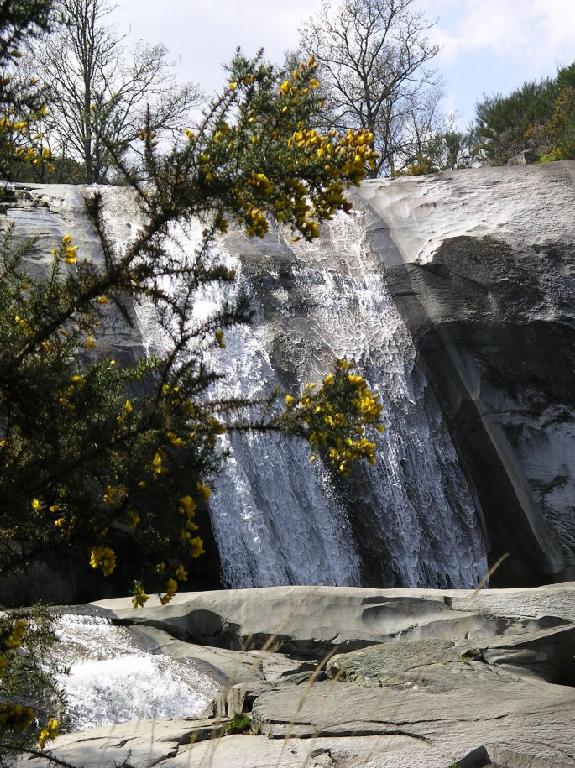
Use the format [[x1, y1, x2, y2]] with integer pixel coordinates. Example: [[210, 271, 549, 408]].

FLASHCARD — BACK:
[[54, 614, 220, 730], [96, 189, 488, 590], [204, 211, 487, 588]]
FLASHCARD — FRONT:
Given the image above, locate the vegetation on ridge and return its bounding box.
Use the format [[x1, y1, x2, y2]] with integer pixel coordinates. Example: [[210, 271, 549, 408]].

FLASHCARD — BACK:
[[474, 63, 575, 166]]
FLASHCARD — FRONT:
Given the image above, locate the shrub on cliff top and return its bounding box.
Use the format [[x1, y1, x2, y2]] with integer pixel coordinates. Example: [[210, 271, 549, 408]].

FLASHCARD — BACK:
[[474, 62, 575, 164]]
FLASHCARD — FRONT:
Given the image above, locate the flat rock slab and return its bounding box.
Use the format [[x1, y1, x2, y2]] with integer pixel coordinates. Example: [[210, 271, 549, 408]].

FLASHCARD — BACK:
[[17, 718, 201, 768], [169, 734, 426, 767], [251, 675, 575, 765], [149, 632, 265, 687], [93, 583, 575, 654], [328, 625, 575, 687]]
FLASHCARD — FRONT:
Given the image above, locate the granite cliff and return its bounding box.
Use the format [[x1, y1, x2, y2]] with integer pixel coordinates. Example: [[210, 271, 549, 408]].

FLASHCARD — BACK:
[[1, 162, 574, 596], [357, 162, 575, 585]]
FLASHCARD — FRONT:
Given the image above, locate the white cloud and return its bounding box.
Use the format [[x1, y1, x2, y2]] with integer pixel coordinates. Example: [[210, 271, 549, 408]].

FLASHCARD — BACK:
[[108, 0, 574, 127], [113, 0, 323, 91], [426, 0, 575, 74]]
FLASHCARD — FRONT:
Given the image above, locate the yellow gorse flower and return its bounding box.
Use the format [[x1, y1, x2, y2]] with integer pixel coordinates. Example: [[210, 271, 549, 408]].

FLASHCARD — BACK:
[[64, 245, 77, 265], [167, 431, 185, 448], [179, 495, 197, 518], [38, 718, 59, 749], [188, 535, 205, 559], [132, 581, 150, 609], [196, 482, 212, 502], [160, 577, 178, 605], [102, 485, 125, 506], [282, 359, 382, 475], [175, 564, 188, 581], [89, 546, 116, 576], [150, 451, 166, 476]]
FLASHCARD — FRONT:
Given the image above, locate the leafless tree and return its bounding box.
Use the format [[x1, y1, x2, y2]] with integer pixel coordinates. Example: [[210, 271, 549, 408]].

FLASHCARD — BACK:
[[25, 0, 201, 183], [400, 85, 448, 164], [299, 0, 440, 176]]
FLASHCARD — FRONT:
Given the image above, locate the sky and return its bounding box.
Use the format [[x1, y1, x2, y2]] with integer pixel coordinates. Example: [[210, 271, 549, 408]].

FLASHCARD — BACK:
[[112, 0, 575, 128]]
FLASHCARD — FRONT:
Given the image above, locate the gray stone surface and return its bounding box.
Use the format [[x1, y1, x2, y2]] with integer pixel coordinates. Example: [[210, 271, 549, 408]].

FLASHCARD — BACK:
[[357, 163, 575, 585], [357, 163, 575, 267], [94, 582, 575, 653], [1, 184, 144, 364], [251, 677, 575, 764], [20, 584, 575, 767], [136, 626, 269, 686], [24, 728, 424, 768], [18, 718, 222, 768]]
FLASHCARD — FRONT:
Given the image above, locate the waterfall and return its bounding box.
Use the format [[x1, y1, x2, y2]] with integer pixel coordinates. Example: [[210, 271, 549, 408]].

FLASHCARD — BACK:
[[97, 190, 487, 589]]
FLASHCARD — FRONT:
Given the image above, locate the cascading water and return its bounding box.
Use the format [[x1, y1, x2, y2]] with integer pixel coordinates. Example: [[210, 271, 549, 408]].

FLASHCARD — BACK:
[[201, 274, 363, 588], [97, 189, 488, 590], [51, 613, 219, 730], [209, 210, 487, 588]]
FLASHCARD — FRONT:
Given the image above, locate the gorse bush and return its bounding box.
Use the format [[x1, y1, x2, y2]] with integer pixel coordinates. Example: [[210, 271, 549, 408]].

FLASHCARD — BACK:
[[0, 0, 54, 180], [0, 607, 64, 763], [0, 50, 382, 610], [0, 2, 384, 757]]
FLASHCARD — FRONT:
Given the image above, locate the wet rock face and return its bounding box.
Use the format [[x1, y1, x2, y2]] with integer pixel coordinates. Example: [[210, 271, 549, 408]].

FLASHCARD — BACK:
[[358, 162, 575, 585], [1, 184, 145, 366], [217, 211, 488, 591]]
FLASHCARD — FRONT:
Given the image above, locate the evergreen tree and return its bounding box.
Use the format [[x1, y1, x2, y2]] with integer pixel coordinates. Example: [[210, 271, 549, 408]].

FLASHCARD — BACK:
[[474, 63, 575, 165]]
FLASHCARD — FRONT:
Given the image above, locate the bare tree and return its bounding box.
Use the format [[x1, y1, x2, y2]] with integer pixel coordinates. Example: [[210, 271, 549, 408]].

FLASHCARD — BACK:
[[400, 84, 448, 166], [25, 0, 201, 183], [299, 0, 439, 176]]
